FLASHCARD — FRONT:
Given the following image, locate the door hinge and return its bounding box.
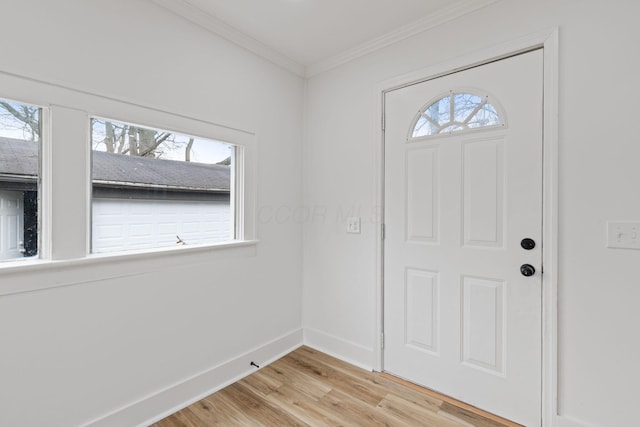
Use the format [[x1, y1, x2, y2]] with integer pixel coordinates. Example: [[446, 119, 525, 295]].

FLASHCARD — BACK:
[[380, 332, 385, 349], [382, 224, 386, 240], [381, 113, 386, 131]]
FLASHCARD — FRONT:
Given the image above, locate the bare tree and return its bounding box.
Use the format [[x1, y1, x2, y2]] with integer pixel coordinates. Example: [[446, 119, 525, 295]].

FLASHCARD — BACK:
[[0, 101, 40, 141], [91, 119, 193, 160], [0, 101, 198, 160], [185, 138, 194, 161]]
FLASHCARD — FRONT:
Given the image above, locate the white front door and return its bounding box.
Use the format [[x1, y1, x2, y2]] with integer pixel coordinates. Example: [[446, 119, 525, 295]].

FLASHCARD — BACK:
[[0, 190, 24, 260], [383, 50, 543, 426]]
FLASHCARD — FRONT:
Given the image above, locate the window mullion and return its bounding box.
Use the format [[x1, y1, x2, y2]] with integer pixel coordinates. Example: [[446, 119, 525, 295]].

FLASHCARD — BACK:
[[49, 105, 90, 260]]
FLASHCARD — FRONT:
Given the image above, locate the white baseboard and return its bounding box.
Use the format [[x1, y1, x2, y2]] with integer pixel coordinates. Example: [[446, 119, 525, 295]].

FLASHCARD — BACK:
[[556, 415, 597, 427], [83, 328, 303, 427], [303, 327, 374, 371]]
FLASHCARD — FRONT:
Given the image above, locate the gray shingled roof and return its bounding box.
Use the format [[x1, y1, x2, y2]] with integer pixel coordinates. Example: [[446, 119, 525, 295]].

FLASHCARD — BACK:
[[0, 137, 230, 192], [0, 137, 38, 177]]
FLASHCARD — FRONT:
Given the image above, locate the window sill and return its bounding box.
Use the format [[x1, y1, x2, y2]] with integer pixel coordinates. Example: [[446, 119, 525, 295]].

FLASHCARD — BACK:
[[86, 239, 259, 263], [0, 239, 258, 297]]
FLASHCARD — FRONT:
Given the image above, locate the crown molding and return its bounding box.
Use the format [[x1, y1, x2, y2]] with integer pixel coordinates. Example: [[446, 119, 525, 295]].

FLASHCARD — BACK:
[[150, 0, 305, 77], [305, 0, 500, 77], [150, 0, 499, 79]]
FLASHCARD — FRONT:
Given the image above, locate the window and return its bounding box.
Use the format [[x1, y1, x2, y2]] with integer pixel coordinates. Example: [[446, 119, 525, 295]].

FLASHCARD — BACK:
[[0, 71, 256, 274], [411, 91, 503, 138], [0, 98, 40, 261], [90, 118, 235, 254]]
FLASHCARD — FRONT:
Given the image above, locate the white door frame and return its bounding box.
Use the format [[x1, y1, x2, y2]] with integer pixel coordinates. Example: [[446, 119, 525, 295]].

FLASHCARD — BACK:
[[373, 28, 559, 426]]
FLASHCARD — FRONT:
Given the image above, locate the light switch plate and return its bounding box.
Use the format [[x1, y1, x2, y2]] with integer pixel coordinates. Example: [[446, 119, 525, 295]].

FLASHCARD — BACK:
[[607, 221, 640, 249], [347, 217, 361, 234]]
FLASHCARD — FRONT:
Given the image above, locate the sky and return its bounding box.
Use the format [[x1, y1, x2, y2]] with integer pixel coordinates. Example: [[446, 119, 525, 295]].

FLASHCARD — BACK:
[[154, 135, 232, 164]]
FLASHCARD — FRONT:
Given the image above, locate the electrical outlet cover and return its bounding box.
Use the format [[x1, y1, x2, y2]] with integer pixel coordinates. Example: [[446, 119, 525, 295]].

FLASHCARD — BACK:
[[347, 217, 361, 234]]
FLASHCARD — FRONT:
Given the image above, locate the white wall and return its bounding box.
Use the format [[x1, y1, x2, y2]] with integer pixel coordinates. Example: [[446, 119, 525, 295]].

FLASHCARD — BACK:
[[0, 1, 304, 426], [303, 1, 640, 426]]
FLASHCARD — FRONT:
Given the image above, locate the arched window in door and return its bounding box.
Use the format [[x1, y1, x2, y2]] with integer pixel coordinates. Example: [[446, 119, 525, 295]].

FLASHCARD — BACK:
[[410, 91, 504, 139]]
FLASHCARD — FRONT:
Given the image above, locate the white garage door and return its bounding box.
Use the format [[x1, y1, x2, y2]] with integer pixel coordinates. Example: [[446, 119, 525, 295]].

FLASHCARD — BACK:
[[92, 198, 232, 253]]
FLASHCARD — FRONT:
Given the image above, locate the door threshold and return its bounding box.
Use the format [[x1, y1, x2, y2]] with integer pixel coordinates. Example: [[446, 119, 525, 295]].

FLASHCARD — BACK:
[[380, 372, 523, 427]]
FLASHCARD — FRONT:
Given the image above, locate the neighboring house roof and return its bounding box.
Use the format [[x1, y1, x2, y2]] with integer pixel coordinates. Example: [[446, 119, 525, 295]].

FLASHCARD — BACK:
[[92, 150, 230, 192], [0, 137, 230, 192], [0, 137, 38, 179]]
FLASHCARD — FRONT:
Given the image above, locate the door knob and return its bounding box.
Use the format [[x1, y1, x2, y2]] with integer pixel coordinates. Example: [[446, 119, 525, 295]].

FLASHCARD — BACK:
[[520, 264, 536, 277], [521, 238, 536, 250]]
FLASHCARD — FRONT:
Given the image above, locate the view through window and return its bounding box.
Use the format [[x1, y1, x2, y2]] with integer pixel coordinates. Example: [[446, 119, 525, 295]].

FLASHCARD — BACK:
[[412, 92, 502, 138], [0, 99, 40, 261], [90, 118, 235, 253]]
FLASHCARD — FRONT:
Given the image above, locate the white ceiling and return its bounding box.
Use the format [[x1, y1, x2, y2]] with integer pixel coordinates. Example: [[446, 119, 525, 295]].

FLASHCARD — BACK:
[[152, 0, 497, 76]]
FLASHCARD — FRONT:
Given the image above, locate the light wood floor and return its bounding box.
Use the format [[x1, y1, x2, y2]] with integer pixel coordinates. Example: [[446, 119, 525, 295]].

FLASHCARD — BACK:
[[152, 346, 520, 427]]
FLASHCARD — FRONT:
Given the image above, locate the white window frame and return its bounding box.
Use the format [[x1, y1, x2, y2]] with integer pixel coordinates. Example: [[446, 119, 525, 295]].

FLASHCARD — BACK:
[[0, 70, 258, 294], [0, 95, 45, 261], [88, 116, 247, 255]]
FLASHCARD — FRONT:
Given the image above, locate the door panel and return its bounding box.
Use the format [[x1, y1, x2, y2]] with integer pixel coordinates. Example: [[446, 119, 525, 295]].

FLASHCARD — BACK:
[[0, 190, 24, 260], [406, 146, 439, 243], [384, 50, 543, 426], [405, 268, 439, 353], [463, 137, 504, 247]]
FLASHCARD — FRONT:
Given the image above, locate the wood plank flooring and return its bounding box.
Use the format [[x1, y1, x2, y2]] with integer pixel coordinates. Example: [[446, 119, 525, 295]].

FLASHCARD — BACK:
[[152, 346, 520, 427]]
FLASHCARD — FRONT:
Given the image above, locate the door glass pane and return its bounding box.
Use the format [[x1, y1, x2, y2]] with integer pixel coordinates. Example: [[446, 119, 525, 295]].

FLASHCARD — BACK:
[[411, 91, 503, 138]]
